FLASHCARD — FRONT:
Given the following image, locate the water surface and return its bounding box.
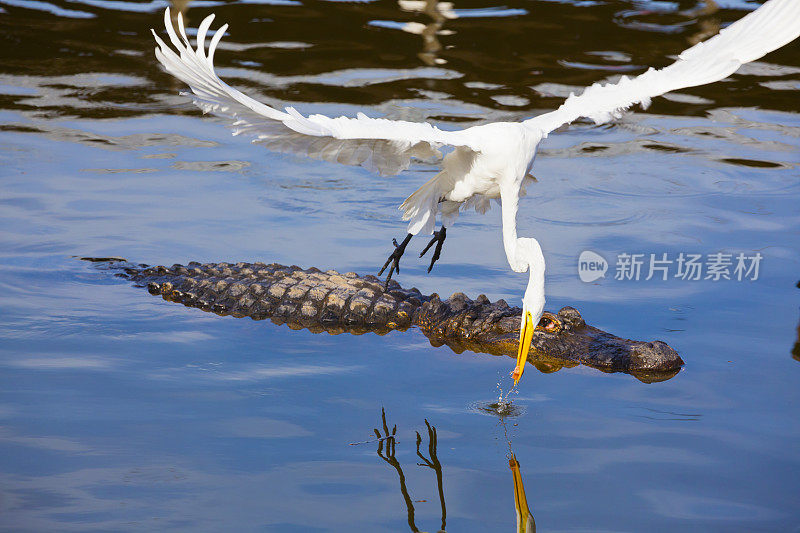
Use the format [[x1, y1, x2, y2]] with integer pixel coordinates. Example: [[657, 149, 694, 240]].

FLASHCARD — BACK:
[[1, 0, 799, 530]]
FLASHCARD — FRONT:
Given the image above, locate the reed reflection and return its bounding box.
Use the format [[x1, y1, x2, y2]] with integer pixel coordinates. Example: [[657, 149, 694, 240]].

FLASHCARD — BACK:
[[374, 407, 447, 532], [371, 408, 536, 532]]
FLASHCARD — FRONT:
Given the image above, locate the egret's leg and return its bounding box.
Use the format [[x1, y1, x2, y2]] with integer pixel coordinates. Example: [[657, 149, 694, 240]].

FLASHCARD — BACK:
[[379, 233, 413, 288], [419, 227, 446, 273]]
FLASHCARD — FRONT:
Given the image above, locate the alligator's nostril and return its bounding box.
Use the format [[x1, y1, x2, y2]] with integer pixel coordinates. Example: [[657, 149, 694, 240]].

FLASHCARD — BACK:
[[557, 306, 584, 327]]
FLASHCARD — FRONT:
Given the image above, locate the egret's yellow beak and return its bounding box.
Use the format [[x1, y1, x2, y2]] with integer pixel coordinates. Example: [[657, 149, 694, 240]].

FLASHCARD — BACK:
[[512, 311, 534, 385]]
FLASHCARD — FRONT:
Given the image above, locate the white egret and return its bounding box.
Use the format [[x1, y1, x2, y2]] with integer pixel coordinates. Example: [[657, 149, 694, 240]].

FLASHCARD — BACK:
[[152, 1, 800, 384]]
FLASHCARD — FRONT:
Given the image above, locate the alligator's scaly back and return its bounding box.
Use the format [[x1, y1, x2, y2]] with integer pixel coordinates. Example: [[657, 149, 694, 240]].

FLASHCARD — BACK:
[[131, 261, 426, 334], [86, 259, 683, 382]]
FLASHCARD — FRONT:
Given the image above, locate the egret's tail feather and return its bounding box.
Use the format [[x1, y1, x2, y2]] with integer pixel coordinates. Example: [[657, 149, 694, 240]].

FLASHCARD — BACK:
[[401, 172, 443, 235]]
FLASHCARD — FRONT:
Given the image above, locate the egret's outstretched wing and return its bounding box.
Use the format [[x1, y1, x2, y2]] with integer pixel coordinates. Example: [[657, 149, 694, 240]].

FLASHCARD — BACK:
[[526, 0, 800, 134], [152, 9, 478, 176]]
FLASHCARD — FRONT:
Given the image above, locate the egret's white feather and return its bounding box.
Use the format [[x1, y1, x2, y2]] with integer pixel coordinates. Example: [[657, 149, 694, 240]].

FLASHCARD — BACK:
[[152, 8, 480, 180], [527, 0, 800, 133], [153, 0, 800, 332], [152, 0, 799, 239]]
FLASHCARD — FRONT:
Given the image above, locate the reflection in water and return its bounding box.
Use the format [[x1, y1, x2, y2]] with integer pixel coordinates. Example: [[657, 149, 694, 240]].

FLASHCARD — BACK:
[[414, 419, 447, 532], [398, 0, 456, 66], [682, 0, 721, 46], [374, 408, 447, 532], [793, 318, 800, 363], [495, 407, 536, 532], [509, 453, 535, 533], [372, 408, 537, 532], [613, 0, 721, 48], [370, 0, 456, 66], [794, 281, 800, 363], [614, 0, 720, 42], [170, 0, 191, 25]]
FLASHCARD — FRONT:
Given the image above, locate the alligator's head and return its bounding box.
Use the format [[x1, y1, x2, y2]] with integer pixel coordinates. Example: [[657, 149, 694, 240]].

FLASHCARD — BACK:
[[416, 293, 684, 383]]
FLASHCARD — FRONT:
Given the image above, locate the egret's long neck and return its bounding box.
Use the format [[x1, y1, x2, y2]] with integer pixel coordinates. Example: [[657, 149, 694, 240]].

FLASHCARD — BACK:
[[500, 183, 523, 271], [500, 184, 546, 318], [525, 242, 546, 318], [497, 128, 543, 272]]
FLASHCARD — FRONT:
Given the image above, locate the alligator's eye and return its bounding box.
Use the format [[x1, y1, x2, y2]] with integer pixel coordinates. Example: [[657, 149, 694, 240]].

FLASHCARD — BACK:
[[537, 314, 561, 332]]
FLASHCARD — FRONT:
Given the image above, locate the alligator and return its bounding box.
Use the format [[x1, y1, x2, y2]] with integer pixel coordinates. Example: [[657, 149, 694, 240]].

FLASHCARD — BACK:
[[83, 258, 684, 382]]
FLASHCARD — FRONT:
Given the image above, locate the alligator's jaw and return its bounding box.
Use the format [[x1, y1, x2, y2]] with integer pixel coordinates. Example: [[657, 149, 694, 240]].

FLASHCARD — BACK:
[[82, 258, 683, 381], [415, 296, 683, 383], [527, 322, 684, 383]]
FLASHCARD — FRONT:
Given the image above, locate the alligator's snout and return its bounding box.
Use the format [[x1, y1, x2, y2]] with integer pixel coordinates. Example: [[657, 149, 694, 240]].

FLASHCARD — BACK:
[[522, 306, 683, 378], [628, 340, 684, 371], [569, 329, 684, 381]]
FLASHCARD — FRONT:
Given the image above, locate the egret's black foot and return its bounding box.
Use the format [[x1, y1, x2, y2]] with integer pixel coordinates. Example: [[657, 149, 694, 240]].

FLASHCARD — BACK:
[[379, 233, 413, 289], [419, 227, 447, 273]]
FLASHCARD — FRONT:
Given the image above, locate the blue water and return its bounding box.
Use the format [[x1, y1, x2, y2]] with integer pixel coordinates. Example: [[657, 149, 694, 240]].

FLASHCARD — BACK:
[[1, 0, 799, 530]]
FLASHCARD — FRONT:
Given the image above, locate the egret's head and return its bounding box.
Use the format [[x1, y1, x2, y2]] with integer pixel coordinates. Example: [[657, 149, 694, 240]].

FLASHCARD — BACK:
[[512, 237, 547, 385]]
